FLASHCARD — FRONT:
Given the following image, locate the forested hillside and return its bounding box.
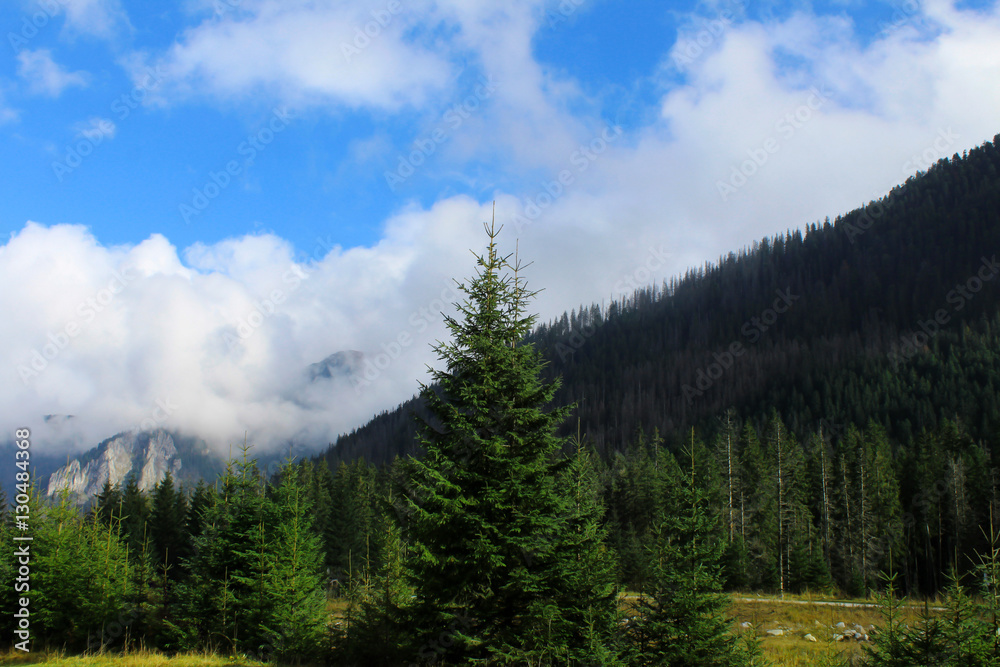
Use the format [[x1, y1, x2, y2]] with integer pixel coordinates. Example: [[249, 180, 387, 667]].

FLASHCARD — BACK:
[[328, 134, 1000, 460]]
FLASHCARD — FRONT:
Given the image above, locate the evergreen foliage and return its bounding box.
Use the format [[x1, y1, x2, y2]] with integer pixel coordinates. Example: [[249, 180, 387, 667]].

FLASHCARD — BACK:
[[629, 442, 760, 666], [400, 218, 621, 663]]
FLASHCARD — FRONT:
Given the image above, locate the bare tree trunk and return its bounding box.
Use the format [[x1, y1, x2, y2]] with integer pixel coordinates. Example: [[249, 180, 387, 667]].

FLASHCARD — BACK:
[[777, 422, 785, 598], [860, 446, 867, 590], [842, 455, 854, 570], [820, 430, 831, 570], [725, 410, 736, 541]]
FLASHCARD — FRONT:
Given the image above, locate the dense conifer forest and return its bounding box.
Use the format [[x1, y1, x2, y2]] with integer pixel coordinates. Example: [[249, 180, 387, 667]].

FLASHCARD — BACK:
[[5, 135, 1000, 664], [323, 135, 1000, 601]]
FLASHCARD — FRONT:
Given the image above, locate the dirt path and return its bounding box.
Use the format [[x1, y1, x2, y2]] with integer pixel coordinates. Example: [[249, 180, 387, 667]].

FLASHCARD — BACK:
[[734, 596, 946, 612]]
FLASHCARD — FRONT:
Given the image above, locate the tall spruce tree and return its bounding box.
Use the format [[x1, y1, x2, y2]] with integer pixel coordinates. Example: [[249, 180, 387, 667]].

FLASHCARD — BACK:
[[400, 216, 620, 663]]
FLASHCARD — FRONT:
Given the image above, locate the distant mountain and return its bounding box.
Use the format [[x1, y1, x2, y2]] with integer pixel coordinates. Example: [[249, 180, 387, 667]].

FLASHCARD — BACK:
[[46, 429, 225, 503], [323, 133, 1000, 464], [308, 350, 365, 381], [2, 350, 365, 504]]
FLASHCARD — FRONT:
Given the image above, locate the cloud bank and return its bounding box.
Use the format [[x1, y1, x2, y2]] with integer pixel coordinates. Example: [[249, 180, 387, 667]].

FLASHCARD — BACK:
[[5, 0, 1000, 455]]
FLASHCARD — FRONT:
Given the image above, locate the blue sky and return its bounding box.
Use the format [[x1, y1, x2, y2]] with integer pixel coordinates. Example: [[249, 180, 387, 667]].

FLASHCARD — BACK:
[[3, 0, 1000, 453], [2, 0, 973, 253]]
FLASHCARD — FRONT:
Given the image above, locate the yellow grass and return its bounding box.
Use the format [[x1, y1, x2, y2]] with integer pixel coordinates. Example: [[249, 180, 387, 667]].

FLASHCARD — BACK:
[[728, 594, 941, 666], [0, 650, 266, 667]]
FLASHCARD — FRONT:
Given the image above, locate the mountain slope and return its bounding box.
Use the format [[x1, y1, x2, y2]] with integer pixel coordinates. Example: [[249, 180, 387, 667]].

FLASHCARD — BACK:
[[324, 133, 1000, 464]]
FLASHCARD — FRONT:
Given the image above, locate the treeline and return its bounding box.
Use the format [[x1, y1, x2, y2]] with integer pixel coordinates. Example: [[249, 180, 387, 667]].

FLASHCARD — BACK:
[[606, 411, 1000, 599], [308, 409, 1000, 602]]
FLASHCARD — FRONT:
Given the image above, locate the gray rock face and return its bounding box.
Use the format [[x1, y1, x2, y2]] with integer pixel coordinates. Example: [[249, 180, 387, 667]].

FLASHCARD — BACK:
[[47, 429, 182, 499]]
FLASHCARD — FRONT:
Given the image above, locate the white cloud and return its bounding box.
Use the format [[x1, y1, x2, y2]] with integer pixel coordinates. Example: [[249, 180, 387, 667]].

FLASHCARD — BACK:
[[17, 49, 89, 97], [0, 90, 17, 124], [74, 117, 116, 141], [57, 0, 129, 39], [145, 0, 456, 110], [0, 209, 483, 455]]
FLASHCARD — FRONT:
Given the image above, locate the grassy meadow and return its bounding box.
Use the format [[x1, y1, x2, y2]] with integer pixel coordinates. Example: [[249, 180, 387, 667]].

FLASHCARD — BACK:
[[1, 593, 945, 667]]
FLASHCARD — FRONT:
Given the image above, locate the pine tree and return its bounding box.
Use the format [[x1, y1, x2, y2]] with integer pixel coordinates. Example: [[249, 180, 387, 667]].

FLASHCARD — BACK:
[[174, 446, 273, 654], [264, 459, 329, 661], [327, 459, 380, 585], [401, 216, 620, 663], [120, 476, 151, 556], [629, 445, 760, 666], [341, 508, 413, 666], [716, 409, 742, 542], [186, 479, 216, 541], [94, 480, 122, 526], [739, 422, 779, 590], [149, 470, 189, 572], [863, 571, 916, 667], [30, 490, 132, 651], [548, 438, 622, 663]]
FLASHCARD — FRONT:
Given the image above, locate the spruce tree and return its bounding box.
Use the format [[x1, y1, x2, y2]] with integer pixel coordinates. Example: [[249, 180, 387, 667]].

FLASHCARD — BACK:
[[174, 447, 274, 654], [94, 480, 122, 526], [628, 445, 759, 667], [149, 470, 190, 572], [862, 571, 916, 667], [30, 490, 132, 651], [264, 460, 329, 661], [400, 216, 620, 663], [341, 509, 413, 665], [120, 475, 151, 556]]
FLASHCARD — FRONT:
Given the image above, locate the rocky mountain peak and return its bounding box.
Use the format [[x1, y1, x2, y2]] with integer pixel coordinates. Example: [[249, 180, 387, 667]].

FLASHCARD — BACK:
[[47, 429, 182, 500]]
